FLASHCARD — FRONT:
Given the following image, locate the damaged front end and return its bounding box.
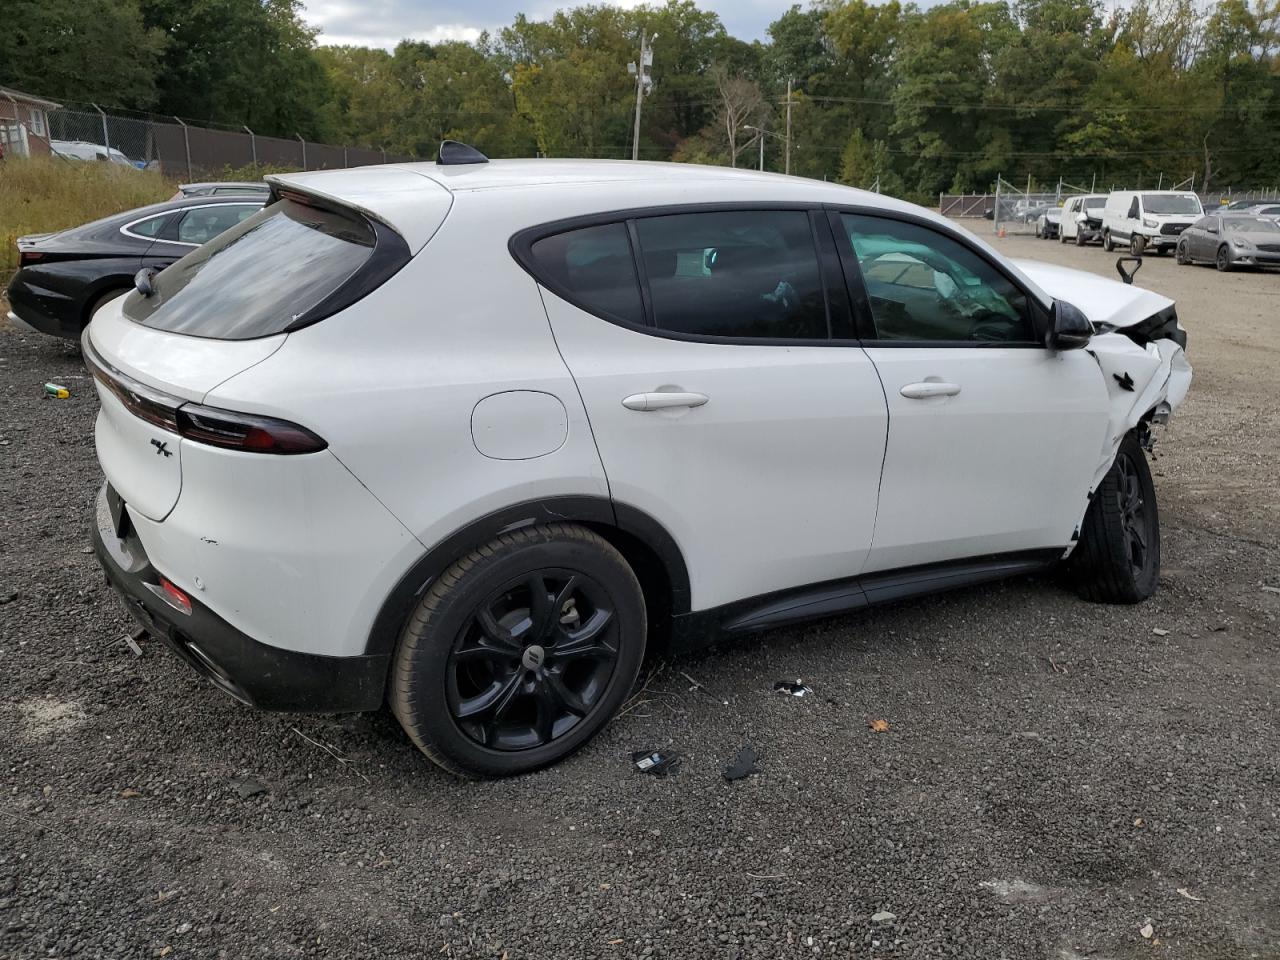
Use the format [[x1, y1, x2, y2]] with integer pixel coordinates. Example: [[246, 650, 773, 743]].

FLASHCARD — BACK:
[[1014, 257, 1193, 498]]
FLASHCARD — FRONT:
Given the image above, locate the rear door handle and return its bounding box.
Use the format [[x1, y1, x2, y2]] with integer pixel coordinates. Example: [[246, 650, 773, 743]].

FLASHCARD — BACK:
[[621, 392, 709, 412], [900, 381, 961, 399]]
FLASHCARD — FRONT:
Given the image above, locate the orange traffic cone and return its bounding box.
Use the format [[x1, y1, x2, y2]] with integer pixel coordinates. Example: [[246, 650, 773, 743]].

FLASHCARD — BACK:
[[998, 227, 1006, 238]]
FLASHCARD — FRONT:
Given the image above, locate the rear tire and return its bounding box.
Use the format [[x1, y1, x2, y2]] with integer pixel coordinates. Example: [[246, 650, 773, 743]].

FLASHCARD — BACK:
[[390, 523, 646, 778], [1069, 432, 1160, 604]]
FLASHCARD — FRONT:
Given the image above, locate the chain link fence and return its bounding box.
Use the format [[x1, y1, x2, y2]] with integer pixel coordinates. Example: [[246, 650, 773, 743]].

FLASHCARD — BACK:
[[941, 181, 1280, 229], [42, 100, 411, 178]]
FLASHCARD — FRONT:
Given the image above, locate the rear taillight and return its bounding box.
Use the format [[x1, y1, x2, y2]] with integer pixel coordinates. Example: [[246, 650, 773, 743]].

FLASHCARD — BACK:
[[176, 403, 327, 455], [19, 250, 44, 267], [144, 577, 192, 616], [83, 336, 327, 455]]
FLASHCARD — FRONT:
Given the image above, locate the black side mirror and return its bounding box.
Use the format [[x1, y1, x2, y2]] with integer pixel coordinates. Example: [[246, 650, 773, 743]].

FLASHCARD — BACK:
[[1115, 256, 1142, 285], [134, 267, 158, 297], [1048, 300, 1092, 350]]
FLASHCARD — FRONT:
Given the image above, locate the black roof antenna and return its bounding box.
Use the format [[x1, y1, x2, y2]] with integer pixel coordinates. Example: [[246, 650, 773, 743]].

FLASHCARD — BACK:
[[436, 140, 489, 165]]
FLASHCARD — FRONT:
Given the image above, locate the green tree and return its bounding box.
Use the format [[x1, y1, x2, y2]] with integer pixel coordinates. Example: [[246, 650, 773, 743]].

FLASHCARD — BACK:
[[139, 0, 332, 138], [0, 0, 166, 108]]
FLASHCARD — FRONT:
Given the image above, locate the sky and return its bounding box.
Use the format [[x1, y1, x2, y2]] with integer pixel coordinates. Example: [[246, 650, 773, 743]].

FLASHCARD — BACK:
[[300, 0, 794, 50]]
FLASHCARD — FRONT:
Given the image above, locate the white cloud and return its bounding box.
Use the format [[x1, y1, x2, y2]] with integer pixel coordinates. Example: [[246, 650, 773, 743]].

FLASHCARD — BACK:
[[302, 0, 791, 50]]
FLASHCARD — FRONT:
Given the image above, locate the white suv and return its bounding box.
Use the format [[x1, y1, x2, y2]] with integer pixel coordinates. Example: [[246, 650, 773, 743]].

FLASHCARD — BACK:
[[86, 145, 1192, 777]]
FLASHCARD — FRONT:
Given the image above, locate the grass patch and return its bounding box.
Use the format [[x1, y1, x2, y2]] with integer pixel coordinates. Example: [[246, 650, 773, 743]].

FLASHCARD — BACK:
[[1, 158, 176, 284]]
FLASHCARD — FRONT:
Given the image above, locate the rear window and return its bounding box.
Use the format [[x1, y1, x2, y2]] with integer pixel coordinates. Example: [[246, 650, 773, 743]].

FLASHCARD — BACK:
[[124, 198, 382, 340]]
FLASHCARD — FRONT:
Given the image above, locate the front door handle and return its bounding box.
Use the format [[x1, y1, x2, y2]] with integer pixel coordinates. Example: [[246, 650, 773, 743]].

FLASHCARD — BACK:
[[900, 381, 961, 400], [621, 392, 709, 412]]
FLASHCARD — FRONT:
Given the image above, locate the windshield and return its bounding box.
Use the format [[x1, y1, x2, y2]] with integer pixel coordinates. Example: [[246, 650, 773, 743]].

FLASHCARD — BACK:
[[124, 198, 377, 340], [1142, 194, 1202, 216], [1223, 217, 1280, 234], [1083, 198, 1105, 211]]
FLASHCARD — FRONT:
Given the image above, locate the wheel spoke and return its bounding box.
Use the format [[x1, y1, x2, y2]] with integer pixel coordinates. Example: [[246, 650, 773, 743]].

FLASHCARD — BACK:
[[526, 573, 556, 641], [476, 606, 526, 651], [545, 672, 589, 717], [553, 608, 616, 661], [532, 684, 557, 744], [453, 637, 522, 663], [455, 671, 522, 721]]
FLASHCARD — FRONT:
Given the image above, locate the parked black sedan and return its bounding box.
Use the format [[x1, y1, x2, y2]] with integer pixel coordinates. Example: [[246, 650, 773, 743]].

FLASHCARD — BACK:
[[6, 195, 264, 340]]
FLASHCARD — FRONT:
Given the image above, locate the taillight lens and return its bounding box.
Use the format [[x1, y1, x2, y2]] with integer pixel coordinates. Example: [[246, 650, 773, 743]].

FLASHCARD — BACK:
[[83, 336, 326, 455], [19, 250, 44, 267], [176, 403, 327, 455]]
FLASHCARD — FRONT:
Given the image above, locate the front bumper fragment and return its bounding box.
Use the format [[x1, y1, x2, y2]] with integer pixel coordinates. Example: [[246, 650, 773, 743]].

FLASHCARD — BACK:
[[92, 483, 389, 712]]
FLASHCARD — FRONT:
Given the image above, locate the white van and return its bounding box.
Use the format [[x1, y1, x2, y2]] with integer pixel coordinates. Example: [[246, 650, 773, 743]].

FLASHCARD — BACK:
[[1102, 190, 1203, 255], [1059, 194, 1108, 245]]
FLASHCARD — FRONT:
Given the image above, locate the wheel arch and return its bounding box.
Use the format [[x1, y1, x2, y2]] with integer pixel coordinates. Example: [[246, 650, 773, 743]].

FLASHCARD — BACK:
[[363, 496, 691, 661]]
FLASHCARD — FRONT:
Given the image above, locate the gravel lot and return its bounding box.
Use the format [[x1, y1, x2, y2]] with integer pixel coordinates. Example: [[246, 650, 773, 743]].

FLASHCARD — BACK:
[[2, 232, 1278, 960]]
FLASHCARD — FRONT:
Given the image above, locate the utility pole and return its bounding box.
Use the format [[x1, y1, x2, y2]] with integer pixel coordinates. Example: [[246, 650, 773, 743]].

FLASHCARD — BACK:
[[784, 78, 793, 176], [629, 32, 656, 161]]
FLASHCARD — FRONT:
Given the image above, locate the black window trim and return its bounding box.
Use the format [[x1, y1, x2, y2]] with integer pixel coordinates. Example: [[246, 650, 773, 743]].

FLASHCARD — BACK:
[[510, 201, 858, 348], [823, 204, 1052, 349]]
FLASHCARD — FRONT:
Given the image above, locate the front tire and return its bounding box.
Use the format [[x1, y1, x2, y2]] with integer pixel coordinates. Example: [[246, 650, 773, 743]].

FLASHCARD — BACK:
[[1075, 229, 1086, 247], [390, 523, 646, 777], [1175, 240, 1189, 265], [1216, 245, 1232, 271], [1130, 234, 1146, 256], [1069, 432, 1160, 604], [1103, 231, 1114, 252]]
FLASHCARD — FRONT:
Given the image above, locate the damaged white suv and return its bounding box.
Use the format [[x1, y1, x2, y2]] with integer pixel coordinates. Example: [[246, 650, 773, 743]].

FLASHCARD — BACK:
[[86, 144, 1191, 777]]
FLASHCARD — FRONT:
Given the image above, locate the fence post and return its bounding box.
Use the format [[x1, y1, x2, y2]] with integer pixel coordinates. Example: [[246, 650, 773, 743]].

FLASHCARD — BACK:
[[343, 146, 348, 168], [92, 103, 109, 153], [173, 116, 192, 181], [242, 125, 257, 171], [994, 175, 1002, 235], [295, 133, 306, 170], [380, 146, 386, 164]]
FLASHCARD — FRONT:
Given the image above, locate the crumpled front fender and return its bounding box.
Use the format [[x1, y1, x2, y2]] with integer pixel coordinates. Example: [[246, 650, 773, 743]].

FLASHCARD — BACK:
[[1082, 331, 1192, 492]]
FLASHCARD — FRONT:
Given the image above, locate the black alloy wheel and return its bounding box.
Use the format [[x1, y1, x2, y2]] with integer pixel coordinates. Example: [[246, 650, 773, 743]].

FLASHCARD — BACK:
[[447, 569, 619, 751], [1216, 245, 1232, 271], [1115, 451, 1151, 578], [1069, 431, 1161, 604], [390, 522, 646, 777]]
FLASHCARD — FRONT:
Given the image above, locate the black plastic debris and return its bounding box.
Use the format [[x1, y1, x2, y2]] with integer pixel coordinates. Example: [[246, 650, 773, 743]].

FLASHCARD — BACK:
[[773, 679, 812, 697], [632, 750, 681, 777], [723, 745, 759, 781]]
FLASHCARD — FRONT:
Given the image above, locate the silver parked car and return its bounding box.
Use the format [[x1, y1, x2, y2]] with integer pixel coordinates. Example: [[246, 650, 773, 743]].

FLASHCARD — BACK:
[[1175, 214, 1280, 271]]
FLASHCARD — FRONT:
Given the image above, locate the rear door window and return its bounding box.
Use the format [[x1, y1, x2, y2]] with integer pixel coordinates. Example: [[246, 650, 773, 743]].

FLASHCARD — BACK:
[[125, 198, 382, 340], [632, 210, 828, 340]]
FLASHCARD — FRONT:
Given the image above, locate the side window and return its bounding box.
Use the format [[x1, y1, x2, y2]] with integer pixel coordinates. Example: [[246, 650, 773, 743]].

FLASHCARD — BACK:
[[125, 214, 171, 239], [632, 210, 828, 339], [839, 214, 1033, 343], [174, 205, 260, 245], [1127, 197, 1140, 219], [529, 222, 645, 326]]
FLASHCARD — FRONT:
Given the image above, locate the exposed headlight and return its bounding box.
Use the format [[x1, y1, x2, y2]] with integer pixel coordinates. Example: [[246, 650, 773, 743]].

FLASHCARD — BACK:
[[1233, 237, 1253, 250], [1142, 218, 1159, 229]]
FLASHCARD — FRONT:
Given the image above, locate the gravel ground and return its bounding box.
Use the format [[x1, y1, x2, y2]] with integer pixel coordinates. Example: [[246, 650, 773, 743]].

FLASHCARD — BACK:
[[2, 233, 1278, 960]]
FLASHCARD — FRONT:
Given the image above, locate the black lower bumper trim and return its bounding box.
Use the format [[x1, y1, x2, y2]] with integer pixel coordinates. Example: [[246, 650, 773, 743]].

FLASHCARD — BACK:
[[92, 484, 388, 712]]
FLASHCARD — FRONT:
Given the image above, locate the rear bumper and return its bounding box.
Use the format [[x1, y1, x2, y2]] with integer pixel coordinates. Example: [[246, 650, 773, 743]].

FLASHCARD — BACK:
[[5, 270, 81, 340], [92, 483, 389, 712]]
